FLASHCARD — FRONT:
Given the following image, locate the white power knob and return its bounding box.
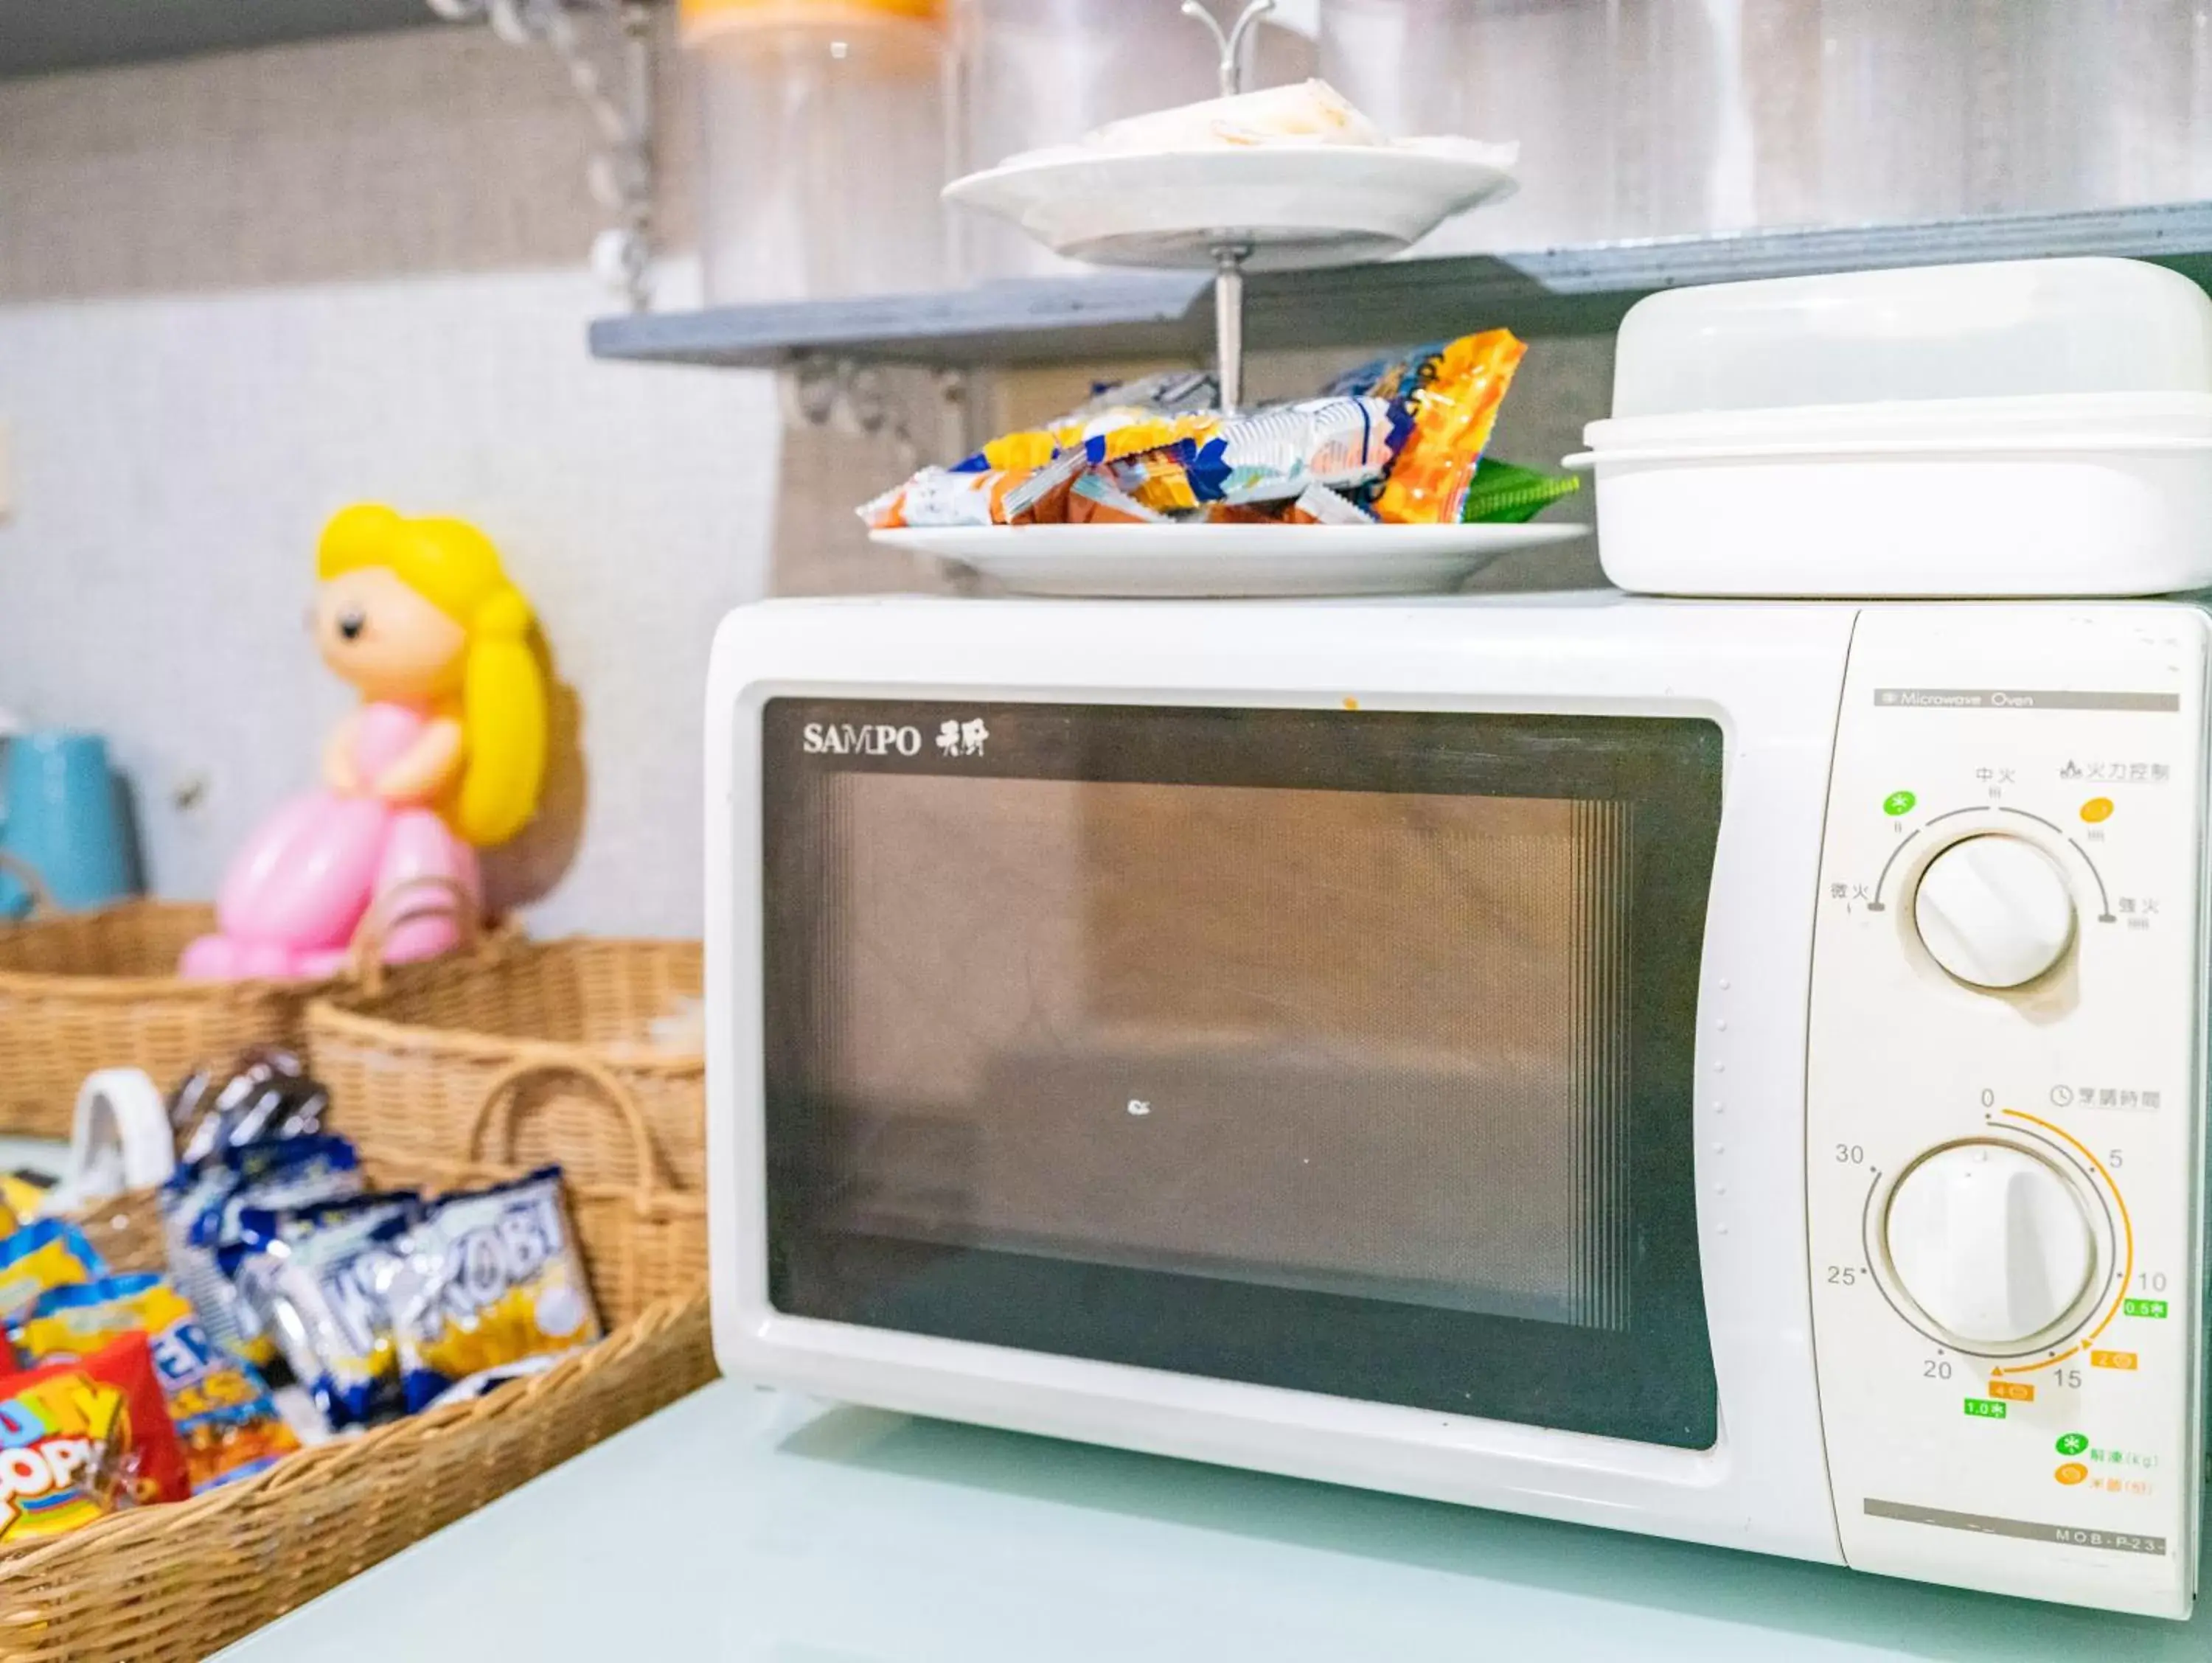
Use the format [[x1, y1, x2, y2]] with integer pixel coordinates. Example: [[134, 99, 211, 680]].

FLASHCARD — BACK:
[[1884, 1143, 2096, 1347], [1912, 834, 2076, 989]]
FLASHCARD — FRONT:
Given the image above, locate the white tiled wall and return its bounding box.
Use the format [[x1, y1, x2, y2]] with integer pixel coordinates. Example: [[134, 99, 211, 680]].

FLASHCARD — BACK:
[[0, 262, 779, 937]]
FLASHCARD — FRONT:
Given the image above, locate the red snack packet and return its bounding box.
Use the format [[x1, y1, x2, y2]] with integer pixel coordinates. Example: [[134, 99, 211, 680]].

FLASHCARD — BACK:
[[0, 1331, 191, 1538]]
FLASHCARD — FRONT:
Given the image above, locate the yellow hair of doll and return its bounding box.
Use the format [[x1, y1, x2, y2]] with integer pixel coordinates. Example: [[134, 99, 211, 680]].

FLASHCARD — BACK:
[[316, 504, 546, 846]]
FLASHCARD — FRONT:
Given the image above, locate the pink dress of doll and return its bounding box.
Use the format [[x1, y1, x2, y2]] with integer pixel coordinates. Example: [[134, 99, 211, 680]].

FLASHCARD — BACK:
[[180, 702, 479, 980]]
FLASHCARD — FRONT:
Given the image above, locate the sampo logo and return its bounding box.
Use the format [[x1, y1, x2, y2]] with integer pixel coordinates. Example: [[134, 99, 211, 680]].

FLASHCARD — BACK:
[[801, 722, 922, 758]]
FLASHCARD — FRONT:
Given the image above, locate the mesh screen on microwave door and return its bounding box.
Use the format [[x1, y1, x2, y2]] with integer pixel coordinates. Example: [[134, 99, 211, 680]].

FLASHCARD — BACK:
[[804, 773, 1637, 1331]]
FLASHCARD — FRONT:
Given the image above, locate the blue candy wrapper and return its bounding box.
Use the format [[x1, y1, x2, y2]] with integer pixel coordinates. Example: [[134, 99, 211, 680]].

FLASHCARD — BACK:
[[161, 1135, 362, 1361], [223, 1193, 420, 1431]]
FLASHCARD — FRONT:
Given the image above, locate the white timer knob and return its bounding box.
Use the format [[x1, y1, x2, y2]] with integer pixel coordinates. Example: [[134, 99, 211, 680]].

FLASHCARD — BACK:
[[1884, 1143, 2097, 1348], [1912, 834, 2076, 989]]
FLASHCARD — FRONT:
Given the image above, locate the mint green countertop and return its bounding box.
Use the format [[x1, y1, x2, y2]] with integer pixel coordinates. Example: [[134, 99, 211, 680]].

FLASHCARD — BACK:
[[220, 1381, 2208, 1661]]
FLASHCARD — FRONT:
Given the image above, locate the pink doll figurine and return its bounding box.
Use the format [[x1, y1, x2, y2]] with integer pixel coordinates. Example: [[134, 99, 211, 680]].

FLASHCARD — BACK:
[[182, 506, 547, 980]]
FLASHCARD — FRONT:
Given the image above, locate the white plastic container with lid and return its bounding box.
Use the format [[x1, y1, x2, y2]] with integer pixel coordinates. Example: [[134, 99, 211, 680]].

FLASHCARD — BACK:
[[684, 0, 953, 304], [1571, 258, 2212, 598]]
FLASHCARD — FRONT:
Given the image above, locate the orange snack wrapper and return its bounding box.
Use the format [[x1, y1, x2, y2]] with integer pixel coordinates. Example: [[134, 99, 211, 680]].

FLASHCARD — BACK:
[[1371, 329, 1527, 524]]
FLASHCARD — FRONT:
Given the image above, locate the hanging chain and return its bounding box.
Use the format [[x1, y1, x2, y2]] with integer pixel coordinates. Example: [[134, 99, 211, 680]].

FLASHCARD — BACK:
[[423, 0, 656, 310]]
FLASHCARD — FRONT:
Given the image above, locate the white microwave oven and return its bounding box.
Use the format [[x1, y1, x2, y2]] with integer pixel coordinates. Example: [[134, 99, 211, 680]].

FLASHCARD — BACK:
[[703, 592, 2208, 1618]]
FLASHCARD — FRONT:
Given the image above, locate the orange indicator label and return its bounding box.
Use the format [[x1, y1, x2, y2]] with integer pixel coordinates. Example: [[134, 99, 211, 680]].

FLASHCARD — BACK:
[[1988, 1380, 2035, 1402], [2080, 798, 2115, 823], [2090, 1350, 2139, 1371], [2056, 1462, 2089, 1485]]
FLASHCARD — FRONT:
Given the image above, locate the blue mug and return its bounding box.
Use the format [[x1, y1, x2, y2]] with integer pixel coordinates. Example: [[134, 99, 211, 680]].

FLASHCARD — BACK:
[[0, 730, 142, 918]]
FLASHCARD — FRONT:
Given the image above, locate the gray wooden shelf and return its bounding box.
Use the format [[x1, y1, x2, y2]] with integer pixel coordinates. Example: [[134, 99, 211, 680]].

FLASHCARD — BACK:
[[591, 201, 2212, 370], [1, 0, 434, 80]]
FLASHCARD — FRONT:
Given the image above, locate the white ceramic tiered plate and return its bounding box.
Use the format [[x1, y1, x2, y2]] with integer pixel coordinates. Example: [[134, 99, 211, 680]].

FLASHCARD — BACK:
[[942, 144, 1518, 271], [873, 521, 1587, 598]]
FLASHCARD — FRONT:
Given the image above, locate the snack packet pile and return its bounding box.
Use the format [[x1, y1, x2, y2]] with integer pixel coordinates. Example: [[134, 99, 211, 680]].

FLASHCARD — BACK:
[[16, 1272, 300, 1493], [0, 1048, 610, 1534], [161, 1056, 605, 1435], [0, 1204, 294, 1517], [859, 329, 1575, 534]]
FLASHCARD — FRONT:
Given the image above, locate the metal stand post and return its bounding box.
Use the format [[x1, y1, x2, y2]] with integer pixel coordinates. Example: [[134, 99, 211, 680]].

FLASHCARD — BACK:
[[1182, 0, 1274, 414], [1211, 242, 1252, 414]]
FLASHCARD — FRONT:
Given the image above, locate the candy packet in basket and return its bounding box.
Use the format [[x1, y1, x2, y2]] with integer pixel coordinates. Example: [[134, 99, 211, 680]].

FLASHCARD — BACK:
[[170, 1047, 330, 1168], [221, 1193, 421, 1432], [162, 1134, 363, 1364], [384, 1167, 603, 1413], [0, 1218, 108, 1331], [0, 1331, 189, 1537], [16, 1272, 302, 1493]]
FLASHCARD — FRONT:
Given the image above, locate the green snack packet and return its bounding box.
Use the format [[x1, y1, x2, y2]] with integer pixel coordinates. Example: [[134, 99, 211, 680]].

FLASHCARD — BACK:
[[1460, 458, 1582, 524]]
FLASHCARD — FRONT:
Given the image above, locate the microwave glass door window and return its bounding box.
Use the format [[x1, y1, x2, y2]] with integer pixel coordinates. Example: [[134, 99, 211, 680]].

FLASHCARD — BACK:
[[762, 702, 1725, 1448]]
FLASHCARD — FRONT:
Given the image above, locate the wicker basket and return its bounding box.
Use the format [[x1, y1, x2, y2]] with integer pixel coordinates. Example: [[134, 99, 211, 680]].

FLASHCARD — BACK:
[[0, 872, 507, 1141], [0, 1063, 715, 1662], [0, 893, 330, 1140], [308, 937, 706, 1192]]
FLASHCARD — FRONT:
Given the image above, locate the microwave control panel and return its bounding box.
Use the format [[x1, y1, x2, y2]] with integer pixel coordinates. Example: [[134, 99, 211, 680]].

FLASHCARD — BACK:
[[1806, 604, 2208, 1618]]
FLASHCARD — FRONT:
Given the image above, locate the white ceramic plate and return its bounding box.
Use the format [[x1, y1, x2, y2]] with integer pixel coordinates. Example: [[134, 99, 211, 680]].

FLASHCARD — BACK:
[[942, 145, 1518, 272], [873, 522, 1587, 598]]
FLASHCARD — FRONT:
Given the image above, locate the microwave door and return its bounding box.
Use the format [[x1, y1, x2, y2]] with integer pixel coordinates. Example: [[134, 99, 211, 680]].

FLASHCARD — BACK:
[[762, 700, 1725, 1448]]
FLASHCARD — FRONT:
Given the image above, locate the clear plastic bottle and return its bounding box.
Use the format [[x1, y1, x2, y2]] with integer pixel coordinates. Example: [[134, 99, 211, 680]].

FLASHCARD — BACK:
[[685, 0, 954, 303]]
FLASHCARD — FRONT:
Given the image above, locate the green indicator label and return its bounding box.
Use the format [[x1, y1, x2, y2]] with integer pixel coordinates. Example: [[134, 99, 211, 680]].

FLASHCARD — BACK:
[[2056, 1432, 2089, 1457], [1964, 1398, 2008, 1420], [2123, 1297, 2169, 1319], [1882, 790, 1917, 817]]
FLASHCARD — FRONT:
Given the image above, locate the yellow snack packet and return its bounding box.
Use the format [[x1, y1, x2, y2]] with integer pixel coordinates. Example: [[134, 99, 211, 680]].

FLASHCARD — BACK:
[[975, 428, 1062, 473], [0, 1220, 107, 1328], [1063, 408, 1221, 464]]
